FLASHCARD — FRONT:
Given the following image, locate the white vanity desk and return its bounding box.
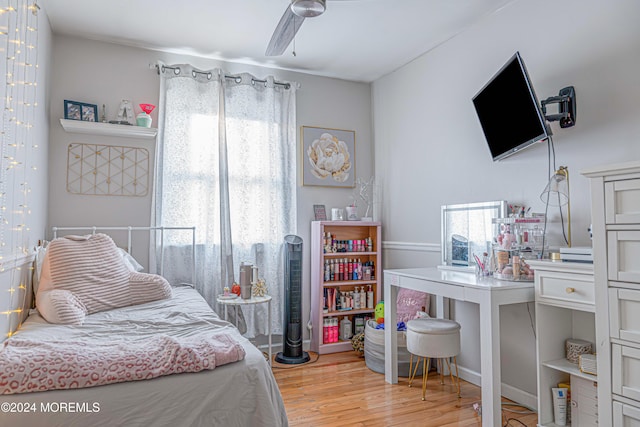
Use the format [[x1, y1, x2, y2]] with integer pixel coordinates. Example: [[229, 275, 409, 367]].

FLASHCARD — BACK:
[[384, 267, 535, 427]]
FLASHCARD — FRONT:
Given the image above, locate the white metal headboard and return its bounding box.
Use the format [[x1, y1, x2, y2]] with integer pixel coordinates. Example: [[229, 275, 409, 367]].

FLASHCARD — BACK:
[[51, 226, 196, 284]]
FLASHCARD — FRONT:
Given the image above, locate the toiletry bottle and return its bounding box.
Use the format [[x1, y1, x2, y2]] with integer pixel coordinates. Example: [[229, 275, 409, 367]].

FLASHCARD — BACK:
[[341, 316, 352, 340], [360, 286, 366, 308], [367, 285, 374, 309], [512, 255, 520, 279], [332, 318, 339, 342], [354, 287, 360, 309], [339, 316, 346, 340], [323, 318, 329, 344]]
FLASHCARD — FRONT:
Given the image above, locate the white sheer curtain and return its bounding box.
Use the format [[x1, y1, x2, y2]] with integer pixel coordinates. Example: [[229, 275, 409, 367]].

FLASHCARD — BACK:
[[152, 63, 297, 338]]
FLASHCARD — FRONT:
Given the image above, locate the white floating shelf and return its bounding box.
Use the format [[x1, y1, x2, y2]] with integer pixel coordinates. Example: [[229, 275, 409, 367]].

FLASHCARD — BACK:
[[60, 119, 157, 139], [542, 357, 598, 382]]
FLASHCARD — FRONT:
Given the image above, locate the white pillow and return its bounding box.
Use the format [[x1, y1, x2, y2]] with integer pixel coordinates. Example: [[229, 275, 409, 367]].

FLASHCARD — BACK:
[[117, 247, 145, 272]]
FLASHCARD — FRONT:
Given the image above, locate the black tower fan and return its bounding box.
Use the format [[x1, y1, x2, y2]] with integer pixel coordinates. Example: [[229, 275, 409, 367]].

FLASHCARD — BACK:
[[275, 235, 310, 364]]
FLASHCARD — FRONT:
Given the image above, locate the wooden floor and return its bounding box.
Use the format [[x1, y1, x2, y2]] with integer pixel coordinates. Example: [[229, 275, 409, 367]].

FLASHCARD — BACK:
[[272, 351, 537, 427]]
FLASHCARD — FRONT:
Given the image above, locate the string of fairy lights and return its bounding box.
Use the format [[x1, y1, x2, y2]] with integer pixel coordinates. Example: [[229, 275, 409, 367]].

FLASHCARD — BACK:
[[0, 0, 39, 337]]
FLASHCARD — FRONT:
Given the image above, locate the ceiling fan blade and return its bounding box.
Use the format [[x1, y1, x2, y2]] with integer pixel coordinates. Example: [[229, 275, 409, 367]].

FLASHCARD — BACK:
[[265, 6, 305, 56]]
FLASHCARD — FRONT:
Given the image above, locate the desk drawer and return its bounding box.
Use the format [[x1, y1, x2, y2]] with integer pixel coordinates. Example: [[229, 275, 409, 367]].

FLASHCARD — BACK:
[[612, 343, 640, 402], [536, 270, 595, 309], [613, 400, 640, 426], [608, 230, 640, 283], [610, 287, 640, 345], [606, 179, 640, 224]]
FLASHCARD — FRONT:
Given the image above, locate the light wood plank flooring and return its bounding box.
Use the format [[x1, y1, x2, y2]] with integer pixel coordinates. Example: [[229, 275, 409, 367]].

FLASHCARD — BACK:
[[272, 351, 537, 427]]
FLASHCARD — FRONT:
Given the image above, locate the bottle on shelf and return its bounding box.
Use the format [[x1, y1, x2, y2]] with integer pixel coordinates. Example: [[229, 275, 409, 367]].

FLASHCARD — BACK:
[[367, 285, 373, 309], [323, 318, 329, 344], [339, 316, 352, 341]]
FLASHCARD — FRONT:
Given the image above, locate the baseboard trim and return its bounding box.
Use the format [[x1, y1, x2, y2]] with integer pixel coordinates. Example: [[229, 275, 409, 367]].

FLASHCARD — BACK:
[[457, 365, 537, 411]]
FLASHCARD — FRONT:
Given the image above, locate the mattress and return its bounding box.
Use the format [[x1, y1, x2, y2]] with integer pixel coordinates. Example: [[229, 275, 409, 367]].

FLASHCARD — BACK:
[[0, 284, 288, 427]]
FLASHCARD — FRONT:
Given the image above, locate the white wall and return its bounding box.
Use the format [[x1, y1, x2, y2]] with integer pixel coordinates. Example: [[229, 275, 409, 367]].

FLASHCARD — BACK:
[[47, 35, 372, 343], [373, 0, 640, 400]]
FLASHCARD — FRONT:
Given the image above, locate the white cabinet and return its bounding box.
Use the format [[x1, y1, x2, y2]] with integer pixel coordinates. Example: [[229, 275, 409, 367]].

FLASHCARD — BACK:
[[530, 260, 596, 427], [583, 161, 640, 427]]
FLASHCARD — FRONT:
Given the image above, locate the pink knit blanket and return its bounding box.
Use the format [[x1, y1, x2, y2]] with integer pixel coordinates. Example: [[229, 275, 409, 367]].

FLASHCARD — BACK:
[[0, 333, 246, 395]]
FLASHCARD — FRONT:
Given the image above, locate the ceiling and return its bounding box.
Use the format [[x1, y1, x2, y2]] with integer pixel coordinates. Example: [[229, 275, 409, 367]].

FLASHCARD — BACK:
[[42, 0, 515, 83]]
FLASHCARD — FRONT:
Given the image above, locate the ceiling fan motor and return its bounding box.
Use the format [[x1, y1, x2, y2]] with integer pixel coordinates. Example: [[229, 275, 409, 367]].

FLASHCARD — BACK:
[[291, 0, 326, 18]]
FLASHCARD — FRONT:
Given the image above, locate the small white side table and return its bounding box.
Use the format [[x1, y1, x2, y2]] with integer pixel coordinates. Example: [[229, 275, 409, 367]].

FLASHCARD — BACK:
[[216, 294, 272, 367]]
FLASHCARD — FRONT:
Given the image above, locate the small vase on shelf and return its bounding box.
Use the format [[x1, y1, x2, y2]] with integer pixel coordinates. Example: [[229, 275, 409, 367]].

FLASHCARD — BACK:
[[136, 103, 155, 128]]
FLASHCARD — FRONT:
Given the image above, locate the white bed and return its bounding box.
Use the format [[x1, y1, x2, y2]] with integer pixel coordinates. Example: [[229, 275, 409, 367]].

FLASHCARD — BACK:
[[0, 227, 288, 427], [1, 285, 287, 426]]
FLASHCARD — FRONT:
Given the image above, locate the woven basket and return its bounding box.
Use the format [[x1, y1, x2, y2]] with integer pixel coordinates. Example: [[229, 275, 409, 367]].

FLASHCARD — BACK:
[[566, 338, 592, 364]]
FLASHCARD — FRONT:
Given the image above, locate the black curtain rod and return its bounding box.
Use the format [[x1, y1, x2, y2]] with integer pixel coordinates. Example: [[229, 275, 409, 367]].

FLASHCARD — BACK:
[[155, 64, 291, 89]]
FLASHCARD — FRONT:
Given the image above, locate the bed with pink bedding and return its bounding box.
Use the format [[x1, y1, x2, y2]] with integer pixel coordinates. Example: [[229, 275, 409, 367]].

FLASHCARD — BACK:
[[0, 284, 288, 426]]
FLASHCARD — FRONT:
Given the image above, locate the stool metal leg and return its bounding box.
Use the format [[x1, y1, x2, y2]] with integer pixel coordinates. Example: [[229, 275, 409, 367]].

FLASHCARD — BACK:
[[409, 354, 420, 388], [453, 356, 461, 398], [444, 356, 461, 398], [421, 358, 430, 401]]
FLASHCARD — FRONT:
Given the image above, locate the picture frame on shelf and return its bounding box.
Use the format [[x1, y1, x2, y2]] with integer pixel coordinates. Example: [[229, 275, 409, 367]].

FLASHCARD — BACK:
[[64, 100, 98, 122], [313, 204, 327, 221], [302, 126, 355, 188]]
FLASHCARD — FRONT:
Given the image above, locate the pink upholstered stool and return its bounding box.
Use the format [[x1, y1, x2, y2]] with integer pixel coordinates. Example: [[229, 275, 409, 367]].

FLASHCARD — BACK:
[[406, 318, 461, 401]]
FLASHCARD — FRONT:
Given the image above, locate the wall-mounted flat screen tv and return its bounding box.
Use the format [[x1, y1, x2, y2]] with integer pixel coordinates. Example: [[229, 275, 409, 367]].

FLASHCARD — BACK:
[[472, 52, 549, 161]]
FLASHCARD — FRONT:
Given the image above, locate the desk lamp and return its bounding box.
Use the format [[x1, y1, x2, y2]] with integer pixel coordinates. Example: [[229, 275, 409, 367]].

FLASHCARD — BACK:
[[540, 166, 571, 247]]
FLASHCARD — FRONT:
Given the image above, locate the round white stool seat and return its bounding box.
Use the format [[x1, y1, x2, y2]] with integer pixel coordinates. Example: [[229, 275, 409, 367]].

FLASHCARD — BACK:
[[406, 318, 461, 360]]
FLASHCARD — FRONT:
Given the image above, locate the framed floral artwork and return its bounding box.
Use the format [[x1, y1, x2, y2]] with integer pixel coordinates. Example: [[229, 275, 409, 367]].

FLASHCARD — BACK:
[[302, 126, 355, 187]]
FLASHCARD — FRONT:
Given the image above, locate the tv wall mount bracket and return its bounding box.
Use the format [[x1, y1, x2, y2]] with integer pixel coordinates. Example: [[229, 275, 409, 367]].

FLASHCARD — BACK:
[[542, 86, 576, 128]]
